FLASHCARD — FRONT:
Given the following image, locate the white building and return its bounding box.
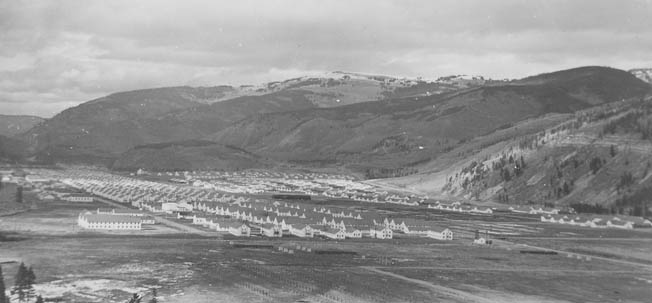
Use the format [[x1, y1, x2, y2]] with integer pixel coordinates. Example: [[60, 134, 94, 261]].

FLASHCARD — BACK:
[[426, 228, 454, 240], [370, 226, 393, 239], [289, 223, 314, 238], [106, 208, 145, 216], [224, 222, 251, 237], [77, 212, 141, 230], [320, 227, 345, 240], [540, 214, 650, 229], [64, 194, 94, 202], [260, 223, 282, 237], [162, 202, 193, 213], [344, 228, 362, 239], [141, 216, 156, 225]]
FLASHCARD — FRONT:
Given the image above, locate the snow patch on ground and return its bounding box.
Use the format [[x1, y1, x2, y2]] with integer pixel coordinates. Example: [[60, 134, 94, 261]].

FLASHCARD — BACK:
[[33, 278, 147, 303]]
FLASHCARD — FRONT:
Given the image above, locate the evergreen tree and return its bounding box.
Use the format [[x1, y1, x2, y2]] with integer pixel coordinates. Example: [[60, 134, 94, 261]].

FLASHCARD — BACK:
[[15, 186, 23, 203], [35, 295, 44, 303], [563, 182, 570, 195], [589, 157, 603, 174], [12, 262, 28, 302], [0, 265, 7, 303], [11, 263, 35, 302], [14, 262, 27, 286], [514, 162, 522, 176], [501, 168, 511, 182], [26, 267, 35, 286]]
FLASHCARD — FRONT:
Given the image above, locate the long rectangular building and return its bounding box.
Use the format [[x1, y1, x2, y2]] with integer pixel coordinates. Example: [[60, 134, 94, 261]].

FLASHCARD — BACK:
[[78, 212, 142, 230]]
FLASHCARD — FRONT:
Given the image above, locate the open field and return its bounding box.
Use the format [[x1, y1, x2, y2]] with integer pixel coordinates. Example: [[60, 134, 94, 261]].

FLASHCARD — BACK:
[[384, 267, 652, 303], [0, 199, 181, 235], [2, 197, 652, 303], [3, 234, 652, 303], [508, 238, 652, 265]]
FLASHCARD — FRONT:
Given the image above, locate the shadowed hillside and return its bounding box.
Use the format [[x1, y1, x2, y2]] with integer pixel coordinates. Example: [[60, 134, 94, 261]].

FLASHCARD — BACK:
[[13, 66, 652, 190], [209, 67, 650, 175], [21, 86, 235, 154], [112, 140, 266, 171], [0, 135, 29, 163], [18, 72, 484, 165], [21, 87, 317, 163], [0, 115, 44, 137]]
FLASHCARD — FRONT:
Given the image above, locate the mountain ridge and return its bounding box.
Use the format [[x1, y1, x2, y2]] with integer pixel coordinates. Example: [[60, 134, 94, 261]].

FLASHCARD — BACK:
[[8, 66, 651, 177], [208, 67, 649, 170]]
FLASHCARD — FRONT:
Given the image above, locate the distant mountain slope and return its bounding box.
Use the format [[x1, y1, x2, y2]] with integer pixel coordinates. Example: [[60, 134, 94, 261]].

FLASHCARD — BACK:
[[20, 87, 318, 163], [20, 72, 480, 165], [210, 67, 650, 174], [262, 71, 482, 107], [21, 86, 234, 152], [18, 66, 650, 172], [0, 114, 43, 136], [0, 135, 29, 163], [517, 66, 650, 105], [112, 140, 266, 171]]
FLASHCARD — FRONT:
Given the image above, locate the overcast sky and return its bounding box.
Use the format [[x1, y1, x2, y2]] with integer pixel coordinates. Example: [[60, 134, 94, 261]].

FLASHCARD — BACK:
[[1, 0, 651, 117]]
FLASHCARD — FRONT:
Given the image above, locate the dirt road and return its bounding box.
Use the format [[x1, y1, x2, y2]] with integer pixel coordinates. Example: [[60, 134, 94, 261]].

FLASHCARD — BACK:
[[363, 266, 496, 303], [495, 239, 652, 271], [369, 266, 645, 274]]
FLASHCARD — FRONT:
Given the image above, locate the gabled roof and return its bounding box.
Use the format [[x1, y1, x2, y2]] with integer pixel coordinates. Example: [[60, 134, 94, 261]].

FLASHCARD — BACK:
[[291, 223, 311, 230], [81, 213, 141, 224], [373, 225, 391, 231], [223, 221, 249, 228], [321, 227, 343, 234]]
